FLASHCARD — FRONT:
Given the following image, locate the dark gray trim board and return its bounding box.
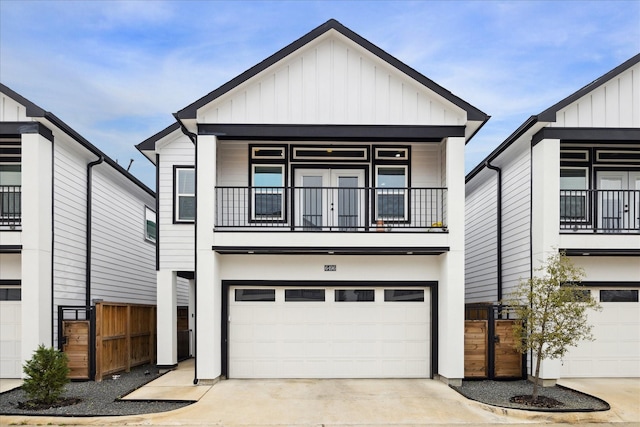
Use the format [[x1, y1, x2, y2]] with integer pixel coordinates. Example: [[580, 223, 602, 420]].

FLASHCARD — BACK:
[[136, 122, 181, 156], [580, 281, 640, 288], [0, 245, 22, 253], [562, 248, 640, 256], [199, 124, 465, 142], [0, 122, 54, 141], [532, 127, 640, 146], [176, 19, 488, 123], [212, 246, 449, 255]]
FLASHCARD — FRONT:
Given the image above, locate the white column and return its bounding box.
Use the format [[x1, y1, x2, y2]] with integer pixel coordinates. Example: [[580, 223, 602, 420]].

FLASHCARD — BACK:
[[156, 269, 177, 367], [20, 133, 53, 370], [437, 136, 465, 385], [531, 137, 561, 382], [195, 135, 221, 382]]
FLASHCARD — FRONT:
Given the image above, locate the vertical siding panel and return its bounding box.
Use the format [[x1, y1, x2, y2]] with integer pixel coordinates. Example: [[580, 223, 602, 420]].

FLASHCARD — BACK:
[[591, 88, 607, 127], [633, 68, 640, 126], [604, 81, 620, 126], [260, 75, 276, 122], [316, 42, 332, 122], [618, 73, 633, 126], [346, 48, 361, 123], [245, 84, 261, 123], [359, 57, 376, 122], [332, 40, 348, 123], [374, 67, 389, 123], [289, 58, 303, 123], [577, 96, 592, 126], [302, 49, 317, 122], [388, 75, 403, 124], [274, 66, 289, 122]]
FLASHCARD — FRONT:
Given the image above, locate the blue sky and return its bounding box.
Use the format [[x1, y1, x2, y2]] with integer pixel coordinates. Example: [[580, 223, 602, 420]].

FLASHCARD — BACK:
[[1, 0, 638, 189]]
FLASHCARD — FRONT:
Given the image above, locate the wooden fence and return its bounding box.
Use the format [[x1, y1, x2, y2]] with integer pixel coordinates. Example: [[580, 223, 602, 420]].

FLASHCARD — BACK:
[[94, 302, 156, 381]]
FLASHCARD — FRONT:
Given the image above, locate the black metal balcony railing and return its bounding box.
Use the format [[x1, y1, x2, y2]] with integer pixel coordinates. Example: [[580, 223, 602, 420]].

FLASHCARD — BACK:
[[0, 185, 21, 226], [560, 189, 639, 232], [216, 187, 447, 231]]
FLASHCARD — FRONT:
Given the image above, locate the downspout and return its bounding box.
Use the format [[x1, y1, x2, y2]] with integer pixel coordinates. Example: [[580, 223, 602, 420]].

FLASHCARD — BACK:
[[86, 155, 104, 307], [485, 161, 503, 306]]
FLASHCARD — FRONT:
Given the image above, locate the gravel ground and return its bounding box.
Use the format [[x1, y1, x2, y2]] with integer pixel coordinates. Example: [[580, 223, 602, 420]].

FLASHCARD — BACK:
[[0, 364, 192, 417], [451, 380, 610, 412]]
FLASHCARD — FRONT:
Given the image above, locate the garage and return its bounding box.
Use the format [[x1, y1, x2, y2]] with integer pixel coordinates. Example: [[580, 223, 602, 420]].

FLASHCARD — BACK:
[[561, 287, 640, 378], [227, 285, 432, 379]]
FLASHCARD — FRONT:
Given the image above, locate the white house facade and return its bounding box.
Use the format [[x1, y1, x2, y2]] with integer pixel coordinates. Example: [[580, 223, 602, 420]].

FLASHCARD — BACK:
[[465, 54, 640, 380], [0, 84, 157, 379], [138, 20, 489, 384]]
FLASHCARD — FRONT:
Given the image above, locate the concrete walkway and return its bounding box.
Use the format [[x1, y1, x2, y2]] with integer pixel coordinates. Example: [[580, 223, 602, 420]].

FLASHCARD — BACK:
[[1, 359, 638, 426]]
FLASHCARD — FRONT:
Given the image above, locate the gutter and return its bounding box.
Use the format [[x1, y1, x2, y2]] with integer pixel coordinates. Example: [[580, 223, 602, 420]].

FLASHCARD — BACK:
[[173, 114, 197, 144], [485, 160, 503, 307], [86, 155, 104, 307]]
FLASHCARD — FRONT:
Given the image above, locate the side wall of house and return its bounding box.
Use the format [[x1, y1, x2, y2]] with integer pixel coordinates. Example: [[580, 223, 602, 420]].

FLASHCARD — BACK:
[[464, 171, 498, 303], [158, 136, 195, 271], [90, 166, 156, 304]]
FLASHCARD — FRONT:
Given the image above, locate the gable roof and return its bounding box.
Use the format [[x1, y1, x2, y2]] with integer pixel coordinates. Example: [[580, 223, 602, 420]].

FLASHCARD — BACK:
[[175, 19, 488, 123], [466, 53, 640, 183], [0, 82, 154, 197]]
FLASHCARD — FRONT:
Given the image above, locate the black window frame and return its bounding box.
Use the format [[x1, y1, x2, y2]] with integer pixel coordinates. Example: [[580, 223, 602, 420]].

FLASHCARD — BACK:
[[174, 166, 195, 223]]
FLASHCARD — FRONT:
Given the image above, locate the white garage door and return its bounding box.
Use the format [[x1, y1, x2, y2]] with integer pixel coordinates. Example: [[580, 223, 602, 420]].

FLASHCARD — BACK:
[[229, 286, 431, 378], [0, 301, 22, 378], [561, 288, 640, 378]]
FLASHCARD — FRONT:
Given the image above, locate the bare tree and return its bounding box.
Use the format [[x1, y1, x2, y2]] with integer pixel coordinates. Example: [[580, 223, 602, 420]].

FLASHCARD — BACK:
[[506, 251, 601, 402]]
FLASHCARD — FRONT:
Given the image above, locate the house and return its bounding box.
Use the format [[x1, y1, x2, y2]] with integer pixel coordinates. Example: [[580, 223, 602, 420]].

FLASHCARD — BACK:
[[137, 19, 489, 384], [465, 54, 640, 381], [0, 83, 159, 379]]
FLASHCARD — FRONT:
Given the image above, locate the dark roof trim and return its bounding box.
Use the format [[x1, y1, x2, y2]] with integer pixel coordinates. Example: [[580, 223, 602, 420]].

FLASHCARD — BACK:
[[538, 53, 640, 122], [580, 281, 640, 288], [136, 122, 180, 152], [561, 248, 640, 257], [0, 122, 53, 141], [176, 19, 488, 122], [465, 115, 539, 182], [212, 246, 449, 255], [0, 83, 154, 197], [199, 124, 464, 142], [532, 127, 640, 146], [0, 245, 22, 253]]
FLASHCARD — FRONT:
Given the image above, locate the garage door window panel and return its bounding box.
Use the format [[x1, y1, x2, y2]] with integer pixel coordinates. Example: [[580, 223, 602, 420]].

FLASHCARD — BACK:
[[384, 289, 424, 302], [335, 289, 375, 302], [600, 290, 639, 302], [285, 289, 325, 301], [235, 289, 276, 302]]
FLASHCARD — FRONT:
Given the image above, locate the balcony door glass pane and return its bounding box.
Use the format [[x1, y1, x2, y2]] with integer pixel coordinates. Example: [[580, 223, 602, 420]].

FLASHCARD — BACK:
[[302, 175, 323, 229], [337, 176, 359, 231]]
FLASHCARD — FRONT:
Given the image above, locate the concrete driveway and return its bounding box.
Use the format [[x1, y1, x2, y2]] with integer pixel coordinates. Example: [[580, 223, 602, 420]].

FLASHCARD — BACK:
[[2, 375, 639, 426]]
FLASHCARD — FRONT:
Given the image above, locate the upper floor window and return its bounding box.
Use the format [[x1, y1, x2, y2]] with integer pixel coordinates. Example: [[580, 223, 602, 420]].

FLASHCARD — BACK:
[[560, 168, 588, 222], [0, 164, 21, 221], [375, 166, 408, 220], [252, 165, 284, 220], [175, 167, 195, 222], [144, 206, 156, 243]]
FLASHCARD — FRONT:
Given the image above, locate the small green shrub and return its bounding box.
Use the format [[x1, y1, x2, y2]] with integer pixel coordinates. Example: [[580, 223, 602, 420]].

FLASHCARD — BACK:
[[22, 344, 70, 404]]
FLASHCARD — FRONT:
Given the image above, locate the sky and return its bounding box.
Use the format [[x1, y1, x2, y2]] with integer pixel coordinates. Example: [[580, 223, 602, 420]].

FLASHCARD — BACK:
[[1, 0, 639, 189]]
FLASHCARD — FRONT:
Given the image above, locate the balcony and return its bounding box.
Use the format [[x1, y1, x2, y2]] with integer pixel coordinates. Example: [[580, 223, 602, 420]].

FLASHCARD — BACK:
[[215, 187, 447, 232], [0, 185, 21, 227], [560, 189, 639, 233]]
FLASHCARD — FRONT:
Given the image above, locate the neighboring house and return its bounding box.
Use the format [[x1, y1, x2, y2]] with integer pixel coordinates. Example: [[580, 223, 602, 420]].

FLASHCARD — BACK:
[[465, 54, 640, 380], [0, 83, 158, 379], [137, 19, 489, 384]]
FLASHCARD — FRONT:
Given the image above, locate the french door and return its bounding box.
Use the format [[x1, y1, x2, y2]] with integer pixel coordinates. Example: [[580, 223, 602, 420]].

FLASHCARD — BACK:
[[295, 169, 365, 230], [597, 171, 640, 231]]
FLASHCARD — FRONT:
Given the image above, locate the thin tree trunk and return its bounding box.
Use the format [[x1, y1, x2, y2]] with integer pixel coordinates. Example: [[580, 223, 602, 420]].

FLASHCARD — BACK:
[[532, 342, 543, 402]]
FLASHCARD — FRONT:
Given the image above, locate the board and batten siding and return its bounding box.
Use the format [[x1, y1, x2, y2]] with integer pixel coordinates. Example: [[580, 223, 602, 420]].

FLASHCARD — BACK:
[[0, 92, 30, 121], [499, 147, 531, 299], [199, 35, 466, 127], [552, 62, 640, 128], [90, 166, 155, 304], [158, 136, 195, 271], [465, 172, 498, 303]]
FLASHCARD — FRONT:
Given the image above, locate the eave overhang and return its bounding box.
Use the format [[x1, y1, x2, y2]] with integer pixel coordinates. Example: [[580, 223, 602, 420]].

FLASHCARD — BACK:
[[212, 246, 449, 255], [561, 248, 640, 257], [198, 124, 465, 142]]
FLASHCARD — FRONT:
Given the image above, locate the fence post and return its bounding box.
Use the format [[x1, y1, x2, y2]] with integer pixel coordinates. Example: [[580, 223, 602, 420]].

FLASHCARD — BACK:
[[94, 302, 103, 382], [126, 304, 131, 373]]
